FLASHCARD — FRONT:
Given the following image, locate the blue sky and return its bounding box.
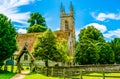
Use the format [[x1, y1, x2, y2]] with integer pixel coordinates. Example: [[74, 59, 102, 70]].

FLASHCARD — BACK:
[[0, 0, 120, 41]]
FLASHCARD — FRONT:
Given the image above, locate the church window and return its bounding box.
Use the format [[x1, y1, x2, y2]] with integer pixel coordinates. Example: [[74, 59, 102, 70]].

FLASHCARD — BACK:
[[24, 54, 28, 61], [65, 20, 69, 30]]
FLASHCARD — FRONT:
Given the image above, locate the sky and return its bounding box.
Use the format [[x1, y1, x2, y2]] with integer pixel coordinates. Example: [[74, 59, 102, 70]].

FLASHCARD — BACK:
[[0, 0, 120, 41]]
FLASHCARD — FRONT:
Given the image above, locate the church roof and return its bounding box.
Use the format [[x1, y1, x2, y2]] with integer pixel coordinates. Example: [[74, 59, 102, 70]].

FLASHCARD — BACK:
[[14, 31, 70, 55], [14, 33, 41, 55]]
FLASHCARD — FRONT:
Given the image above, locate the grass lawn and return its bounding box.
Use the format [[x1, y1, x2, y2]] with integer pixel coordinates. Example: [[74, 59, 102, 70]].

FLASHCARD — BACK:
[[24, 72, 63, 79], [82, 73, 120, 79], [83, 76, 120, 79], [0, 66, 17, 79], [24, 72, 120, 79], [0, 65, 30, 79], [0, 71, 16, 79]]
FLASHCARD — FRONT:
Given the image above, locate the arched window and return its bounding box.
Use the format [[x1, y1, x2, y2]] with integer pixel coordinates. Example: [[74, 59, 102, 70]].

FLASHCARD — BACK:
[[65, 20, 69, 30], [24, 54, 28, 61]]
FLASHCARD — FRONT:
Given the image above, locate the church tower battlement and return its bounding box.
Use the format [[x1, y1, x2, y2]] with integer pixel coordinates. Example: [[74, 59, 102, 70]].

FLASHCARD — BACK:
[[60, 2, 74, 31], [60, 2, 75, 56]]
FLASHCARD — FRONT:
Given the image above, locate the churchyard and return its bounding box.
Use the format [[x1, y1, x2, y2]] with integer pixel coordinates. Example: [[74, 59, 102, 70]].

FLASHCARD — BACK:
[[1, 1, 120, 79]]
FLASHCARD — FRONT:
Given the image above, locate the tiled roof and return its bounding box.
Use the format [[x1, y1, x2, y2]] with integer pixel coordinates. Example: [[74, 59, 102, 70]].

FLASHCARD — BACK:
[[14, 31, 70, 55]]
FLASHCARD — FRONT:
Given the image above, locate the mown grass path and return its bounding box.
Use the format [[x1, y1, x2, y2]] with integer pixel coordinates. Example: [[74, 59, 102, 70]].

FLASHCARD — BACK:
[[11, 70, 30, 79]]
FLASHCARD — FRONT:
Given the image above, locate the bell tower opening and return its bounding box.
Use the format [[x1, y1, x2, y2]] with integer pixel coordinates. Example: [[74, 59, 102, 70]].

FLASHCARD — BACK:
[[65, 20, 69, 30]]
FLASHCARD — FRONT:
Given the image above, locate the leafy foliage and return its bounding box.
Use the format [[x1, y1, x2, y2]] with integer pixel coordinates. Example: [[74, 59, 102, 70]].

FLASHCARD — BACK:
[[56, 39, 68, 64], [79, 26, 105, 42], [75, 40, 99, 64], [27, 12, 47, 33], [27, 24, 47, 33], [28, 12, 46, 27], [109, 38, 120, 64], [96, 42, 115, 64], [75, 25, 114, 64], [33, 29, 62, 66], [0, 14, 17, 68]]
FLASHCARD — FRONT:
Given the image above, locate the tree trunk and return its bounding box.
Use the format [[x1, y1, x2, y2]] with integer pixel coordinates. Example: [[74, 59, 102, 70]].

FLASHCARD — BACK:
[[4, 64, 7, 71], [45, 60, 48, 76], [45, 60, 48, 67], [11, 65, 14, 72], [17, 62, 21, 73]]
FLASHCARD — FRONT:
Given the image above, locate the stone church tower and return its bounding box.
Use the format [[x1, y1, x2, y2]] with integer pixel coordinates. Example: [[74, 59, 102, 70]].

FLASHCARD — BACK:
[[60, 2, 76, 56]]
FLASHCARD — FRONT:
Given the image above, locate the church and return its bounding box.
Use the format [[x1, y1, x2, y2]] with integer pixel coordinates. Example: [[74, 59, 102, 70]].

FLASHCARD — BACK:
[[14, 3, 76, 66]]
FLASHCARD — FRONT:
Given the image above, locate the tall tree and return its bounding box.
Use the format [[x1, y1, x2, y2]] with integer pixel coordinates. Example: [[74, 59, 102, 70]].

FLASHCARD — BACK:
[[96, 42, 115, 64], [28, 12, 46, 27], [79, 25, 105, 42], [75, 26, 104, 64], [75, 25, 114, 64], [109, 38, 120, 64], [27, 12, 47, 33], [0, 14, 17, 69], [75, 39, 99, 64], [33, 29, 61, 67]]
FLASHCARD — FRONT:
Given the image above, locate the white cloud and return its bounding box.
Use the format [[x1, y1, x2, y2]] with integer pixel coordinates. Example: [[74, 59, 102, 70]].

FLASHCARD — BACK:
[[91, 12, 120, 21], [84, 23, 107, 33], [0, 0, 35, 27], [17, 28, 27, 34], [84, 23, 120, 40], [56, 28, 60, 30], [75, 23, 107, 40], [103, 29, 120, 39], [75, 28, 81, 40]]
